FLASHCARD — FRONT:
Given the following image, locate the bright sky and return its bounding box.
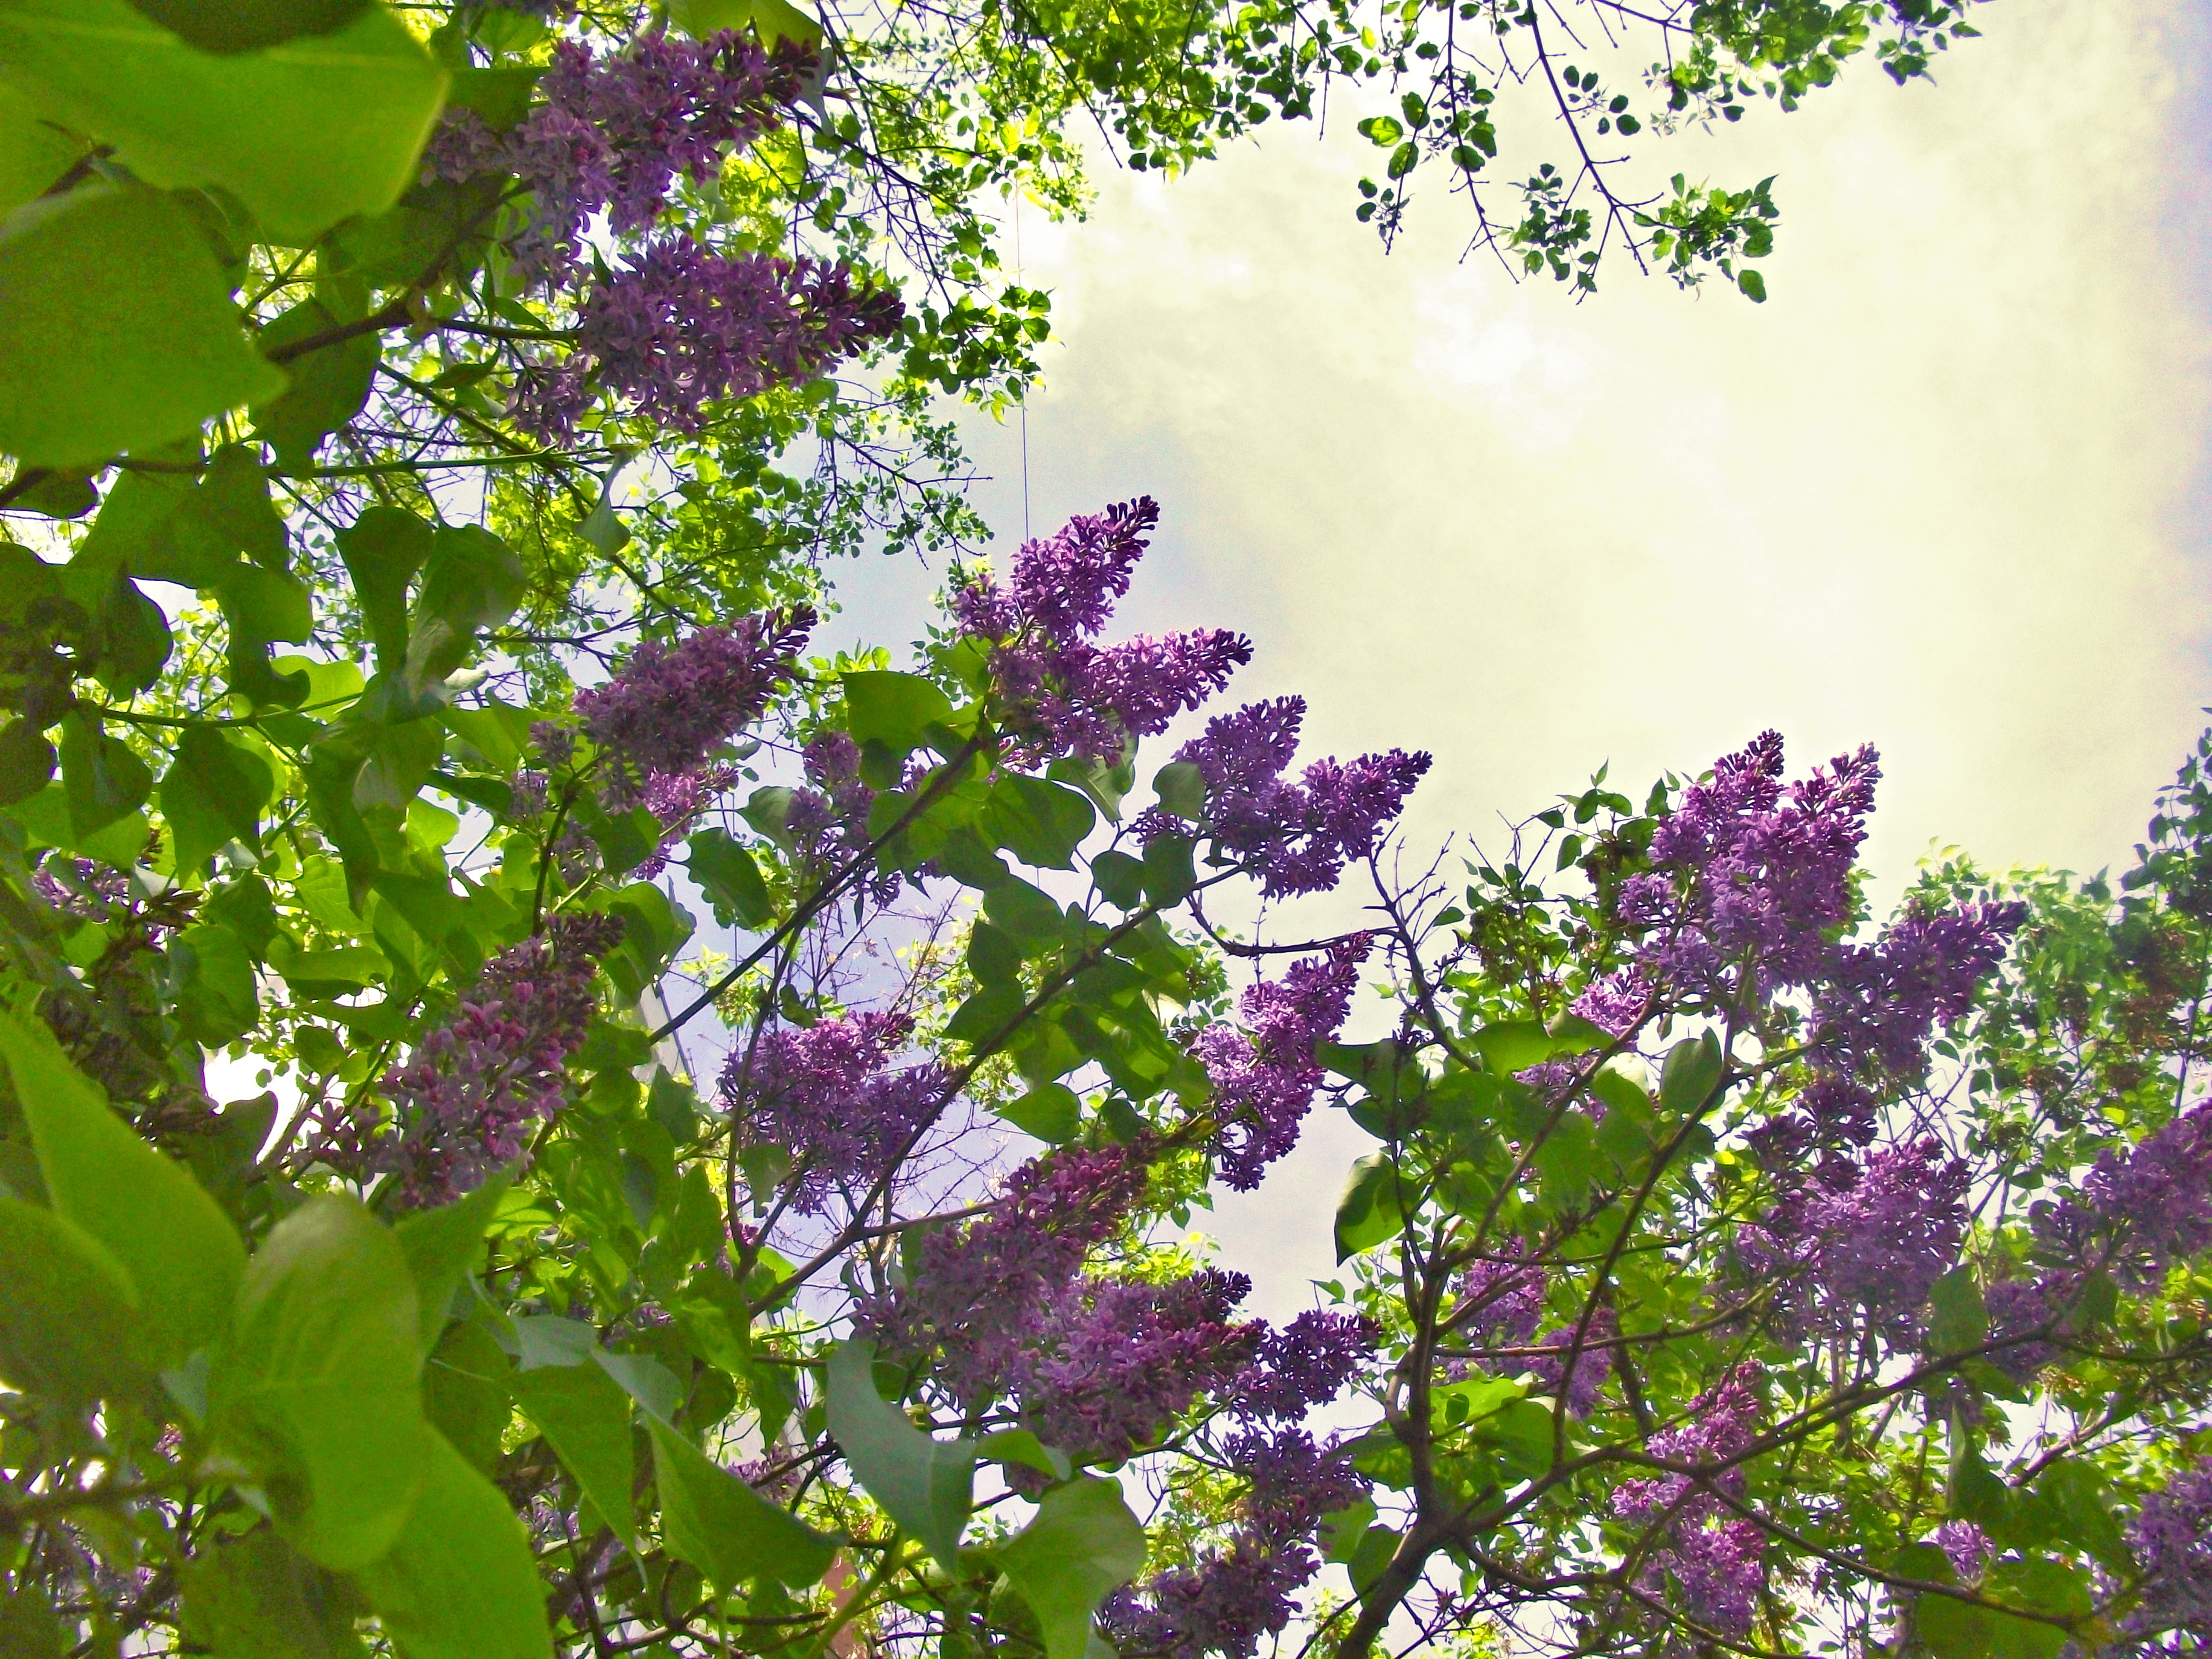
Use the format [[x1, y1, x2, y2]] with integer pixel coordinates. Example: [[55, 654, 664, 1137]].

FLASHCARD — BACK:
[[828, 0, 2212, 1317]]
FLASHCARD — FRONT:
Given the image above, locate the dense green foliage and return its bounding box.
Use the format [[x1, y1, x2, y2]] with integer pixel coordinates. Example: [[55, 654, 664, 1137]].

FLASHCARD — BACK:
[[14, 11, 2210, 1659]]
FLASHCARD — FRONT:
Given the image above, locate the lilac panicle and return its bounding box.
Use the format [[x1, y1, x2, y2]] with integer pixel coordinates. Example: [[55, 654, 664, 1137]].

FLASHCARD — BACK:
[[1934, 1520, 1992, 1582], [951, 499, 1256, 766], [1167, 696, 1432, 898], [573, 609, 813, 799], [855, 1142, 1153, 1405], [1101, 1427, 1366, 1659], [1529, 1306, 1617, 1416], [426, 30, 811, 284], [1737, 1137, 1967, 1347], [720, 1012, 947, 1215], [1610, 1364, 1770, 1641], [376, 913, 625, 1206], [1195, 936, 1368, 1189], [2030, 1102, 2212, 1296], [512, 241, 903, 442], [1012, 1271, 1262, 1463], [2122, 1456, 2212, 1655], [1232, 1309, 1378, 1420]]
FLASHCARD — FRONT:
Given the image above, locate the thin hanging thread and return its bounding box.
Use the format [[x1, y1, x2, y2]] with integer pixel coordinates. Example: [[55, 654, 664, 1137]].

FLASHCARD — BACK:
[[1015, 190, 1031, 542]]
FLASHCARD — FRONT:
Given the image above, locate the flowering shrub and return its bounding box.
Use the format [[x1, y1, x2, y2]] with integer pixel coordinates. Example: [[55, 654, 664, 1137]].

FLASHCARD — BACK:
[[4, 10, 2201, 1659]]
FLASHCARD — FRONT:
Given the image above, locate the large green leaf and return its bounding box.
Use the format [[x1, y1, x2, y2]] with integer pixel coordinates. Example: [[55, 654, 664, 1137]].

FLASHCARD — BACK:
[[982, 775, 1096, 871], [179, 1527, 366, 1659], [996, 1477, 1147, 1659], [650, 1416, 837, 1589], [0, 185, 284, 465], [208, 1194, 427, 1570], [335, 505, 432, 678], [254, 290, 381, 471], [171, 922, 261, 1047], [406, 525, 525, 685], [826, 1338, 975, 1573], [844, 670, 956, 756], [392, 1175, 509, 1352], [0, 1194, 146, 1403], [0, 0, 449, 243], [354, 1427, 552, 1659], [160, 725, 276, 874], [510, 1357, 639, 1550], [421, 1321, 510, 1476], [1657, 1031, 1725, 1114], [59, 710, 152, 839], [0, 1006, 245, 1367], [0, 78, 82, 215], [1334, 1151, 1407, 1263]]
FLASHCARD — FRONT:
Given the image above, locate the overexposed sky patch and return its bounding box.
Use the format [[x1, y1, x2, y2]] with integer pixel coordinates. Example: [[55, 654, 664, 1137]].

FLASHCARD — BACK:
[[831, 0, 2212, 1315]]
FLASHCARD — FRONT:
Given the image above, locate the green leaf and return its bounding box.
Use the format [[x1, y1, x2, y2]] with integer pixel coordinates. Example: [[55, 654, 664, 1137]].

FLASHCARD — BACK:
[[844, 670, 957, 756], [393, 1176, 509, 1352], [1469, 1020, 1552, 1075], [208, 1194, 426, 1570], [649, 1415, 837, 1588], [510, 1357, 638, 1550], [0, 1194, 147, 1402], [0, 0, 449, 244], [689, 828, 776, 927], [996, 1476, 1146, 1659], [1916, 1584, 2068, 1659], [1140, 834, 1197, 906], [2030, 1460, 2130, 1572], [0, 718, 56, 807], [59, 711, 152, 842], [1532, 1110, 1598, 1209], [0, 1006, 245, 1368], [179, 1527, 367, 1659], [161, 725, 276, 874], [984, 775, 1096, 870], [1657, 1031, 1725, 1114], [336, 504, 432, 676], [211, 564, 316, 706], [172, 921, 260, 1046], [1738, 269, 1768, 302], [1150, 760, 1206, 822], [0, 78, 82, 216], [0, 1592, 63, 1659], [407, 525, 525, 685], [354, 1427, 553, 1659], [1928, 1267, 1987, 1356], [983, 877, 1066, 942], [826, 1338, 976, 1573], [994, 1081, 1081, 1144], [976, 1428, 1071, 1483], [421, 1321, 510, 1477], [253, 289, 381, 471], [1090, 849, 1146, 910], [1334, 1152, 1407, 1263], [0, 184, 285, 465], [670, 0, 823, 48]]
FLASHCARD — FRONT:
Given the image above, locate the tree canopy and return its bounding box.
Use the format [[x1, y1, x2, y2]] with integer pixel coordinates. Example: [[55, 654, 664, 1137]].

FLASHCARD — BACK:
[[8, 8, 2210, 1659]]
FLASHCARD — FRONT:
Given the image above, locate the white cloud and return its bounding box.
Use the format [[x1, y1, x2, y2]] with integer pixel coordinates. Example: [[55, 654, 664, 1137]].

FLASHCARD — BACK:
[[847, 0, 2212, 1315]]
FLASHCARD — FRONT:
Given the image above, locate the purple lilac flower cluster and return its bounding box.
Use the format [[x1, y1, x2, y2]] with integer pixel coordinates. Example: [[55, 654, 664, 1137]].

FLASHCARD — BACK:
[[572, 608, 813, 805], [951, 499, 1253, 766], [786, 731, 877, 858], [2121, 1456, 2212, 1655], [426, 30, 811, 283], [1734, 1137, 1968, 1348], [1452, 1247, 1548, 1360], [33, 856, 134, 923], [1152, 697, 1433, 898], [1984, 1101, 2212, 1381], [1012, 1271, 1263, 1463], [1192, 937, 1369, 1190], [1934, 1520, 1992, 1582], [1102, 1427, 1367, 1659], [376, 913, 625, 1206], [720, 1011, 947, 1215], [1529, 1306, 1618, 1415], [1626, 733, 2019, 1154], [512, 241, 904, 443], [1611, 1364, 1769, 1640], [863, 1140, 1375, 1468], [857, 1142, 1154, 1405]]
